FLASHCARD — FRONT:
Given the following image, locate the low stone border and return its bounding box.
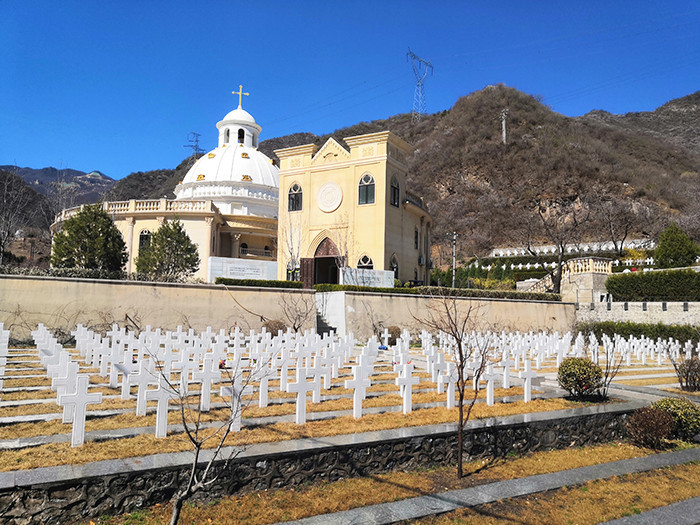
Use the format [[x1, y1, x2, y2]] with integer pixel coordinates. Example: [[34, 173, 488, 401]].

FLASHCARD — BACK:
[[0, 400, 643, 525]]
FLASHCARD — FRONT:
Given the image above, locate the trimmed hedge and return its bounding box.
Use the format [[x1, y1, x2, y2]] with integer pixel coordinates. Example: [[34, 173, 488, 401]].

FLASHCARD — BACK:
[[215, 277, 304, 289], [605, 269, 700, 302], [314, 283, 561, 301], [0, 265, 125, 280], [577, 321, 700, 344]]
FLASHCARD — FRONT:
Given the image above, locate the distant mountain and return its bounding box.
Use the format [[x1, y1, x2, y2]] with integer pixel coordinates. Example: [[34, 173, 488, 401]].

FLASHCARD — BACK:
[[104, 156, 200, 201], [0, 165, 116, 207], [579, 91, 700, 157]]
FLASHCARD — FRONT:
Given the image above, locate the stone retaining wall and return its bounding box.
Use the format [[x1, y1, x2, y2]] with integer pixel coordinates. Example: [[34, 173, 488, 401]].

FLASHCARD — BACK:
[[0, 403, 639, 525], [575, 301, 700, 326]]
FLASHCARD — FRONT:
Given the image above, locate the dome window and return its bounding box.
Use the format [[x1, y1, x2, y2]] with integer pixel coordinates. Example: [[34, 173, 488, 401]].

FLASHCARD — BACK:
[[357, 255, 374, 270], [208, 153, 216, 159], [241, 152, 249, 159], [139, 230, 151, 252], [358, 174, 375, 205], [196, 174, 206, 181], [241, 175, 252, 182], [224, 129, 230, 144], [238, 129, 245, 144], [288, 183, 303, 212]]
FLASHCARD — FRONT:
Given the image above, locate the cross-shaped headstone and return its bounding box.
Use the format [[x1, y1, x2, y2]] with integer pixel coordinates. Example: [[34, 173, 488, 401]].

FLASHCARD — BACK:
[[57, 374, 103, 446], [518, 360, 538, 403], [145, 377, 177, 438], [286, 367, 314, 425], [344, 366, 371, 419], [395, 363, 419, 414]]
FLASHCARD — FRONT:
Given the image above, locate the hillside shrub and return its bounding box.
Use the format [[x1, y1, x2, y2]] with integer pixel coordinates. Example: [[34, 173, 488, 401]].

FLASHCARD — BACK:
[[215, 278, 304, 289], [654, 222, 700, 269], [557, 358, 603, 399], [576, 321, 700, 345], [605, 269, 700, 301], [626, 407, 674, 449], [652, 397, 700, 440]]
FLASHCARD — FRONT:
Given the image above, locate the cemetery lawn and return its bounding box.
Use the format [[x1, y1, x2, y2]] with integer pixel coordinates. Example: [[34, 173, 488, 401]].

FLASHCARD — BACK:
[[80, 442, 697, 525], [411, 461, 700, 525], [1, 398, 579, 471], [615, 377, 680, 386], [662, 388, 700, 396]]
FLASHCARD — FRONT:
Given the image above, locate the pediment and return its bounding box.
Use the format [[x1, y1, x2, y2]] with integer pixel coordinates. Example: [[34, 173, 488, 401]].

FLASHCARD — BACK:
[[311, 137, 350, 165]]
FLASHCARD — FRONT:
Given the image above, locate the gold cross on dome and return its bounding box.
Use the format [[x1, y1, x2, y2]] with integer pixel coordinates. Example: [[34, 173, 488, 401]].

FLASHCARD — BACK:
[[232, 84, 249, 107]]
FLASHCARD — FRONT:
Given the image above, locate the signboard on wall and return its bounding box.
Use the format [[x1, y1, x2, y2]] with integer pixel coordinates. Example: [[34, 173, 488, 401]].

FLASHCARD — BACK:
[[208, 257, 278, 282], [341, 267, 394, 288]]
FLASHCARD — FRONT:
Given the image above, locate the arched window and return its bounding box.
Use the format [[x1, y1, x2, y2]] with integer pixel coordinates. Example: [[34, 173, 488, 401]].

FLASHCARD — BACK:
[[390, 176, 400, 207], [357, 255, 374, 270], [358, 174, 375, 205], [390, 255, 399, 279], [139, 230, 151, 252], [224, 129, 230, 144], [240, 242, 248, 255], [288, 183, 303, 211], [237, 128, 245, 144]]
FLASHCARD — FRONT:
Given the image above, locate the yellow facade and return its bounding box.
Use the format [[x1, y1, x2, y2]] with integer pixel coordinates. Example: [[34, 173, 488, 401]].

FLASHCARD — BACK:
[[275, 131, 432, 286]]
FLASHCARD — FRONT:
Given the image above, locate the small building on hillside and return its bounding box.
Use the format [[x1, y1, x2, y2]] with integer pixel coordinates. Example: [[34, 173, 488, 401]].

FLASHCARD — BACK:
[[275, 131, 432, 287]]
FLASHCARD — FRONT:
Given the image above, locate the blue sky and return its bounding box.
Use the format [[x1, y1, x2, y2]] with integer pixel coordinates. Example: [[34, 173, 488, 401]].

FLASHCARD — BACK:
[[2, 1, 698, 180]]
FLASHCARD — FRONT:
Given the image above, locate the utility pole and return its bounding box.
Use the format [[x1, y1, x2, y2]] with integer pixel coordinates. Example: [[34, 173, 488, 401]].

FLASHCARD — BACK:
[[500, 108, 508, 144], [452, 231, 457, 288], [407, 48, 433, 123]]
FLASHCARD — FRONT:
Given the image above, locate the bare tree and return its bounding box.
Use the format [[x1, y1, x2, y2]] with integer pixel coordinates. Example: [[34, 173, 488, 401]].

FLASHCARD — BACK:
[[522, 195, 591, 294], [283, 213, 302, 281], [280, 293, 316, 332], [143, 334, 271, 525], [416, 291, 493, 478], [0, 170, 38, 265]]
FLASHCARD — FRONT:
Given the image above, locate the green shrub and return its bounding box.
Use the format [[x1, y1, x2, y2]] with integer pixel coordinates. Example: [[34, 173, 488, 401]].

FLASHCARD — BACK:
[[576, 321, 700, 345], [313, 284, 560, 301], [215, 278, 304, 289], [626, 407, 675, 449], [652, 397, 700, 440], [557, 358, 603, 399], [605, 269, 700, 302]]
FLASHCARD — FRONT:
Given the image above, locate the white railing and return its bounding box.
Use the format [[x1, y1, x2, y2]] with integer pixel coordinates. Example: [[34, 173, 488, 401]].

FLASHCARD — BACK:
[[525, 257, 613, 293], [53, 199, 215, 226]]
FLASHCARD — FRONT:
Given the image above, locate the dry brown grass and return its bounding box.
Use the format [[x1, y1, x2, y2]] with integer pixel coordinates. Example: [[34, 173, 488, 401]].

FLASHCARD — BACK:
[[662, 387, 700, 396], [83, 442, 656, 525], [616, 377, 680, 386], [0, 398, 578, 471], [416, 462, 700, 525]]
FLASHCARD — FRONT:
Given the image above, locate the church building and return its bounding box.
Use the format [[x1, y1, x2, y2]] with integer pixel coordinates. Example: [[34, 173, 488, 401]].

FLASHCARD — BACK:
[[51, 88, 432, 286], [275, 131, 432, 287]]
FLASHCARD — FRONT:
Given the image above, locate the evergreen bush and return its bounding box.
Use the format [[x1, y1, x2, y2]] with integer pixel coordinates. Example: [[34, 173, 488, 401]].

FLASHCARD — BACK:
[[605, 269, 700, 302], [215, 278, 304, 289], [652, 397, 700, 440], [557, 357, 603, 399]]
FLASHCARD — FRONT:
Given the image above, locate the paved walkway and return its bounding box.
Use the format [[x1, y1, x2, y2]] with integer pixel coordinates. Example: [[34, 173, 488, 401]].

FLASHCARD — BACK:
[[275, 447, 700, 525], [601, 496, 700, 525]]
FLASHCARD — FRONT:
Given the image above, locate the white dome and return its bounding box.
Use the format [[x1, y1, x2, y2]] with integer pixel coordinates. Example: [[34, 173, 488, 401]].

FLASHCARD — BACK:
[[174, 102, 279, 218]]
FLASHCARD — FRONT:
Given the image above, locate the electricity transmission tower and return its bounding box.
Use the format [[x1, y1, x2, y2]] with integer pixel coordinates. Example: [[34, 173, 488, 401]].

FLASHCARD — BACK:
[[407, 48, 433, 123], [183, 132, 204, 157]]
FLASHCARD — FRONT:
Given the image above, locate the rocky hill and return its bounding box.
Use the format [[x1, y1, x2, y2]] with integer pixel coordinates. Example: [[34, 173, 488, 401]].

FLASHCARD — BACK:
[[0, 166, 115, 207], [7, 86, 700, 261], [579, 91, 700, 157]]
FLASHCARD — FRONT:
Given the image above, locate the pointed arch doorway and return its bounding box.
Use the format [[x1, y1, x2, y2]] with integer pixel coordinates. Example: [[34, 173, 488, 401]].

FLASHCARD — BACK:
[[299, 237, 341, 288]]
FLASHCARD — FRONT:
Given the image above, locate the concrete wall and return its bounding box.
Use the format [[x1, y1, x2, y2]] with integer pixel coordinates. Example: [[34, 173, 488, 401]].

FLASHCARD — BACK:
[[576, 301, 700, 326], [0, 275, 316, 341], [330, 291, 577, 338]]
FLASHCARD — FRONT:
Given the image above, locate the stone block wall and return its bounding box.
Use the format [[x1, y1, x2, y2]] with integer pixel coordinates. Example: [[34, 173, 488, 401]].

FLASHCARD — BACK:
[[0, 404, 637, 525], [575, 301, 700, 326]]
